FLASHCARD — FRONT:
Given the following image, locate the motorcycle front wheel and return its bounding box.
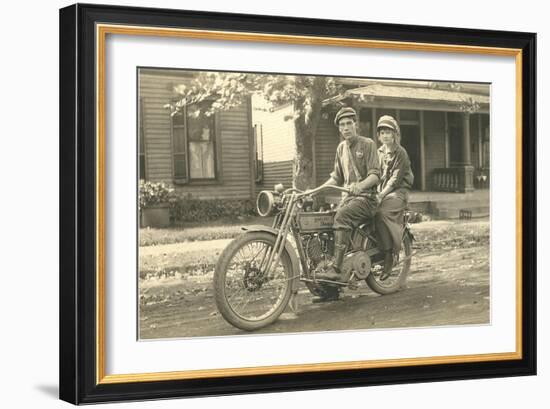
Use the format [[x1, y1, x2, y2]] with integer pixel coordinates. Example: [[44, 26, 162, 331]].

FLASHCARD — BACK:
[[366, 232, 412, 295], [214, 231, 294, 331]]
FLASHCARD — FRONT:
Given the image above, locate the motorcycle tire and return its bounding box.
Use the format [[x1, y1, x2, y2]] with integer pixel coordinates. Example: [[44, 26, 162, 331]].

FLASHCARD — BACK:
[[366, 233, 412, 295], [214, 231, 294, 331]]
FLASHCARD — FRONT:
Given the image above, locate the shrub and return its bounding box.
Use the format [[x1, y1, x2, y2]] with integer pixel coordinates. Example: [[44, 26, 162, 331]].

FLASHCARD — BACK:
[[171, 193, 257, 223], [139, 181, 176, 209]]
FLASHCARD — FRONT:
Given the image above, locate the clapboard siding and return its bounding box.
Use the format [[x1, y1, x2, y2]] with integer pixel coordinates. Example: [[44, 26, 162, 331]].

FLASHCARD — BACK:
[[423, 111, 447, 189], [315, 115, 340, 186], [256, 160, 294, 195], [139, 70, 253, 200], [251, 96, 295, 163]]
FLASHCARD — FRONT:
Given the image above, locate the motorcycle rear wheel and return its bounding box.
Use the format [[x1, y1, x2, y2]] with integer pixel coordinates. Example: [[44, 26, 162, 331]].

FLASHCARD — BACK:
[[214, 232, 294, 331], [366, 233, 412, 295]]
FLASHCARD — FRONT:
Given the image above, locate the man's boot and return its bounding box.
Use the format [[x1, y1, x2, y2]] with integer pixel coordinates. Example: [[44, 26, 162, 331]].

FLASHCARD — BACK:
[[315, 230, 352, 282], [380, 250, 394, 281]]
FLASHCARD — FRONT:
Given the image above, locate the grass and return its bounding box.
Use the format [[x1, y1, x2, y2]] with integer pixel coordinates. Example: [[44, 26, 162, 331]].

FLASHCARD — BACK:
[[140, 215, 490, 247], [140, 215, 273, 246], [139, 247, 219, 280], [139, 218, 490, 281]]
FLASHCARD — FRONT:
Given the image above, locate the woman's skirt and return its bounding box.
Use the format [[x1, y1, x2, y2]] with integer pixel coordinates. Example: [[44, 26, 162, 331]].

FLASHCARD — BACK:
[[375, 188, 410, 253]]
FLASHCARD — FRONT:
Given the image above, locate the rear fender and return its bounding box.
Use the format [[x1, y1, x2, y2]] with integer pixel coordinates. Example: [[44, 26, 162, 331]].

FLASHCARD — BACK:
[[241, 225, 301, 291]]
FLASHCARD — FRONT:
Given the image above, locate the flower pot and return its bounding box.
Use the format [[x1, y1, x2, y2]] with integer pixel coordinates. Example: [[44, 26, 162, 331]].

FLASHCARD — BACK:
[[141, 204, 171, 228]]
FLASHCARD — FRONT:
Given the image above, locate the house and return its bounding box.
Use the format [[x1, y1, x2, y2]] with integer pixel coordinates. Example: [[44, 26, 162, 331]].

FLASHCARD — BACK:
[[139, 70, 490, 218], [250, 95, 295, 194], [254, 79, 491, 195], [138, 68, 258, 202]]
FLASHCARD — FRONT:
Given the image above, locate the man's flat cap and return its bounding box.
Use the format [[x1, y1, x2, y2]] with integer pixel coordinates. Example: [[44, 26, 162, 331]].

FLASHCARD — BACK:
[[334, 107, 357, 126]]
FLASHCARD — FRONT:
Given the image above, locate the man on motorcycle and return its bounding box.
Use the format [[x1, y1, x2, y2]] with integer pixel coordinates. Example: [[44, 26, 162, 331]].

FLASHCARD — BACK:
[[314, 107, 381, 283]]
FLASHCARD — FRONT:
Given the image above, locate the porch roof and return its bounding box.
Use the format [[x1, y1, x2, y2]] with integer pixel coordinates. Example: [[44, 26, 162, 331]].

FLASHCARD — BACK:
[[324, 83, 490, 109]]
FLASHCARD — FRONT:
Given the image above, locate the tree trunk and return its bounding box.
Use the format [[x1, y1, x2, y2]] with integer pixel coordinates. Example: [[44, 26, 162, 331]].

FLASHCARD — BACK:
[[293, 119, 314, 190], [293, 77, 326, 190]]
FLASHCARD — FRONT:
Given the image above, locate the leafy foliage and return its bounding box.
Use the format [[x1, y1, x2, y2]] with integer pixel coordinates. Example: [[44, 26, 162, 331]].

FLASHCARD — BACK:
[[428, 81, 481, 113], [165, 72, 342, 123], [139, 181, 176, 209], [458, 96, 481, 114], [171, 193, 257, 223], [165, 72, 345, 189]]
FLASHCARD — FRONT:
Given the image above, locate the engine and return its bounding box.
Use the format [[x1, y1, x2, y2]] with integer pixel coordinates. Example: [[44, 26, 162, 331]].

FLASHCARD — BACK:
[[343, 251, 372, 279], [304, 233, 334, 268], [304, 233, 372, 280]]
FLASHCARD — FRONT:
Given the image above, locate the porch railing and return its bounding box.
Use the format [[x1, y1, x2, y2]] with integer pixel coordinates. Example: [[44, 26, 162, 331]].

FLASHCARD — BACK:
[[432, 168, 462, 192], [432, 166, 486, 192]]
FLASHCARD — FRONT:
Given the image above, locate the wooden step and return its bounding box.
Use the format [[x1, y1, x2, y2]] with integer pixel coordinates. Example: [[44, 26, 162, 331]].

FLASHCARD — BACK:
[[436, 206, 490, 219]]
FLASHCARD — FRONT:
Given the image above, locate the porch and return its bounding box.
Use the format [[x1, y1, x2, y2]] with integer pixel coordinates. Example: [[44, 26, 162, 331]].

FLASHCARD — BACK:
[[409, 189, 490, 219], [323, 189, 489, 219], [320, 80, 491, 194]]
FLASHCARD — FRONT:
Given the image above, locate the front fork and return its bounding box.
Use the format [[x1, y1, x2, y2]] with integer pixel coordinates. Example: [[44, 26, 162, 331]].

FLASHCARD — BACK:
[[262, 194, 298, 278], [291, 228, 311, 280]]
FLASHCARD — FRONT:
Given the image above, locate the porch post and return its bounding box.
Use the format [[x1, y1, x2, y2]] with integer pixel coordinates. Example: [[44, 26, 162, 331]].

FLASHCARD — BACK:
[[462, 112, 472, 166], [371, 108, 377, 143], [311, 124, 317, 187], [477, 114, 483, 168], [419, 111, 426, 191], [457, 112, 474, 192], [444, 112, 449, 168]]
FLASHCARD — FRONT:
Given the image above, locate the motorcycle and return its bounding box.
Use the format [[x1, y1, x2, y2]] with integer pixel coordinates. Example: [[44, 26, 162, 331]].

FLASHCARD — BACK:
[[213, 184, 414, 331]]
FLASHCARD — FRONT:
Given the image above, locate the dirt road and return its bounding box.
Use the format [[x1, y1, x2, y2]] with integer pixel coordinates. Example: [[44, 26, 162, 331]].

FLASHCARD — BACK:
[[139, 219, 490, 339]]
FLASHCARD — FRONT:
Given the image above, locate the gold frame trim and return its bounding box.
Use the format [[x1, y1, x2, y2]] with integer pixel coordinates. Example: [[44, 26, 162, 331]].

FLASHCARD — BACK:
[[95, 23, 523, 385]]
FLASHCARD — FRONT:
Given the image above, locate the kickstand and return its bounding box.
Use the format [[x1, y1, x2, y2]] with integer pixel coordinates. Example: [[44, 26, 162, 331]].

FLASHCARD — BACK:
[[288, 290, 299, 314]]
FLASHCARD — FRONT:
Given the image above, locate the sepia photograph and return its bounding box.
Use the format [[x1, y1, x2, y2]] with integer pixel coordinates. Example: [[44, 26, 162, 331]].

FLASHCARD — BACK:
[[137, 68, 491, 339]]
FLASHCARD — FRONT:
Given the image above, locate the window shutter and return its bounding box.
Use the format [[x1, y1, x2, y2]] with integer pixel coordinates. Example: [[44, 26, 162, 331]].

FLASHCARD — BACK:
[[254, 124, 264, 183], [139, 98, 147, 180], [172, 110, 188, 183]]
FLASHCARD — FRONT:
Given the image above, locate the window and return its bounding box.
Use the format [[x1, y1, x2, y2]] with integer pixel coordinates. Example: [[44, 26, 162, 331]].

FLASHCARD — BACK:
[[172, 102, 217, 183], [139, 99, 146, 180], [359, 107, 373, 138], [376, 108, 397, 122], [399, 109, 420, 123], [254, 124, 264, 183], [448, 112, 464, 164]]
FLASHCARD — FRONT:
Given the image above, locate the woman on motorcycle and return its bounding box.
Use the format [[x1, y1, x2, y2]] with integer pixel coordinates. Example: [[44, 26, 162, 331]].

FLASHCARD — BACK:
[[375, 115, 414, 280]]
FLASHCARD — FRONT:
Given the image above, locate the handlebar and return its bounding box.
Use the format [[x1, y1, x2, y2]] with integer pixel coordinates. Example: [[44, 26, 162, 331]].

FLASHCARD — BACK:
[[295, 185, 351, 198]]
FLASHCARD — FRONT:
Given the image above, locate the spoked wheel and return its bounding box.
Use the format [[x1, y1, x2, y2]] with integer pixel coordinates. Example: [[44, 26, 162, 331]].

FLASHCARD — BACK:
[[214, 232, 294, 331], [366, 233, 412, 295]]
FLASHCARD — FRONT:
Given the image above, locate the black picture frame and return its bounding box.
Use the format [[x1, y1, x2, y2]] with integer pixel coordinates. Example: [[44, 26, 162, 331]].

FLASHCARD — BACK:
[[59, 3, 536, 405]]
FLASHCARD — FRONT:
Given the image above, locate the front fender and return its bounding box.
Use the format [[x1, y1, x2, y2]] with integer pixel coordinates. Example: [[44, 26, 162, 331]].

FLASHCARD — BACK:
[[241, 225, 301, 291]]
